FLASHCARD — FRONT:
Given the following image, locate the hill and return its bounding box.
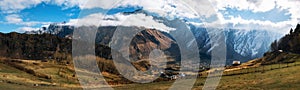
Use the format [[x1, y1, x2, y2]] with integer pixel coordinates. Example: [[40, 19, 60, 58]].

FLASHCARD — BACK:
[[0, 32, 112, 60], [259, 24, 300, 65], [0, 28, 184, 76]]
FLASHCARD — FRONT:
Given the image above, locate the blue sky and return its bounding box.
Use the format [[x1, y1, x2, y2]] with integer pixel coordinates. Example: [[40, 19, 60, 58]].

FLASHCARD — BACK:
[[0, 0, 299, 33], [220, 7, 291, 23], [0, 2, 80, 33]]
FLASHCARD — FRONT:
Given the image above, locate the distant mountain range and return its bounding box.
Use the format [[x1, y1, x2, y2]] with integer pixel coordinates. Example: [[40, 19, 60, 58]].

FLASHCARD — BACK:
[[189, 26, 282, 64], [24, 22, 283, 64], [26, 25, 181, 62]]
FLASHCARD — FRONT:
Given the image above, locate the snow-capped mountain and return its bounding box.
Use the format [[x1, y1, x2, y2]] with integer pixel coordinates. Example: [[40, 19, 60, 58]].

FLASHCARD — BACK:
[[225, 29, 282, 58], [25, 22, 74, 39], [24, 9, 284, 64], [25, 22, 283, 64], [158, 17, 283, 64], [189, 25, 282, 64]]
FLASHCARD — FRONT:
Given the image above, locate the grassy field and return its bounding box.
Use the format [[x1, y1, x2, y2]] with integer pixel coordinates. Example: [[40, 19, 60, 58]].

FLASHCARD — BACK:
[[1, 57, 300, 90], [0, 58, 83, 90], [114, 62, 300, 90], [214, 64, 300, 90]]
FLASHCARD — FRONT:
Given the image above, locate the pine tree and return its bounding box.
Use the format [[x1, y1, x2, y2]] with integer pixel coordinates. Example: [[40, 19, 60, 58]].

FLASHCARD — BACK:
[[271, 40, 278, 51], [294, 24, 300, 33], [290, 28, 293, 35], [54, 45, 61, 62]]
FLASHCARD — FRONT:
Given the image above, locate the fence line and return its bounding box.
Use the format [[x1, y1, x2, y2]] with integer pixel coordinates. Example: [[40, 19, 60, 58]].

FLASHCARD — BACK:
[[222, 61, 300, 76]]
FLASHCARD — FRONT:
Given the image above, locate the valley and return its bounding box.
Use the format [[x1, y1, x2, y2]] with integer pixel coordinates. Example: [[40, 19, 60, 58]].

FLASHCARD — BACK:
[[1, 56, 300, 90], [0, 24, 299, 89], [0, 0, 299, 89]]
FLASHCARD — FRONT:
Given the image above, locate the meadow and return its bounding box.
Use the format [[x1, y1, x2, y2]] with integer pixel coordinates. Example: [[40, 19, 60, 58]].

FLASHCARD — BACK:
[[1, 57, 300, 90]]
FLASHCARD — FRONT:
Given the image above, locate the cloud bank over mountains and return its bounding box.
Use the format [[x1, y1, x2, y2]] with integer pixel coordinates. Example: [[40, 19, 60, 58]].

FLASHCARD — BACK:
[[0, 0, 299, 33], [67, 13, 176, 32]]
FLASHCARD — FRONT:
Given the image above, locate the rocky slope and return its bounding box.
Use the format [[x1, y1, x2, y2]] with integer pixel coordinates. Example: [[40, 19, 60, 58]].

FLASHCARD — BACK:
[[188, 26, 282, 64], [6, 27, 181, 63], [25, 23, 282, 64]]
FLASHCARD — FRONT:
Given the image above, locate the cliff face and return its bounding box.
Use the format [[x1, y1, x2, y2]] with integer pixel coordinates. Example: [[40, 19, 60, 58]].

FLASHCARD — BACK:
[[129, 29, 180, 61]]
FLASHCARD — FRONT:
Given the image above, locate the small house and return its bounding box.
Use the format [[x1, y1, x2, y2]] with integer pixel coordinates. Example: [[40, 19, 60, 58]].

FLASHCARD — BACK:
[[232, 61, 241, 66], [170, 75, 178, 80]]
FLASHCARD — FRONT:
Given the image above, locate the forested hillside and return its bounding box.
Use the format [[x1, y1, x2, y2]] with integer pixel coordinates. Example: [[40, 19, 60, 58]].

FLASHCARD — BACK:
[[262, 24, 300, 64], [0, 32, 111, 60]]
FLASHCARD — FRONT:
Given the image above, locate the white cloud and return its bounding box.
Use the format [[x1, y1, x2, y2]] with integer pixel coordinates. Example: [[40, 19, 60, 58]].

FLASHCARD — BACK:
[[0, 0, 50, 13], [0, 0, 214, 19], [5, 14, 51, 26], [16, 27, 39, 32], [60, 0, 215, 19], [113, 0, 218, 19], [196, 14, 295, 34], [210, 0, 300, 23], [199, 0, 300, 34], [67, 13, 175, 32], [276, 0, 300, 23], [5, 14, 23, 24], [51, 0, 118, 9], [0, 0, 119, 13], [2, 0, 299, 34], [0, 0, 217, 22], [210, 0, 277, 12], [70, 0, 298, 34], [67, 13, 75, 17]]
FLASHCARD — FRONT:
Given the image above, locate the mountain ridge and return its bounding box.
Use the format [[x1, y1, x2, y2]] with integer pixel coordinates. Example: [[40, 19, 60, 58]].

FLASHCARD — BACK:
[[24, 23, 283, 64]]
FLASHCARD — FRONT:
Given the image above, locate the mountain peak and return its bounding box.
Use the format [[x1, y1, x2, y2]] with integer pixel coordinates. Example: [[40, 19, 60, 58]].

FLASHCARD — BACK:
[[293, 23, 300, 33]]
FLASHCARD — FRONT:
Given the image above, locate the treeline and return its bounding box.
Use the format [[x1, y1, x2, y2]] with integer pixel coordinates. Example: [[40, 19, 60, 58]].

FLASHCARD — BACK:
[[270, 24, 300, 53], [0, 32, 112, 61], [263, 24, 300, 64]]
